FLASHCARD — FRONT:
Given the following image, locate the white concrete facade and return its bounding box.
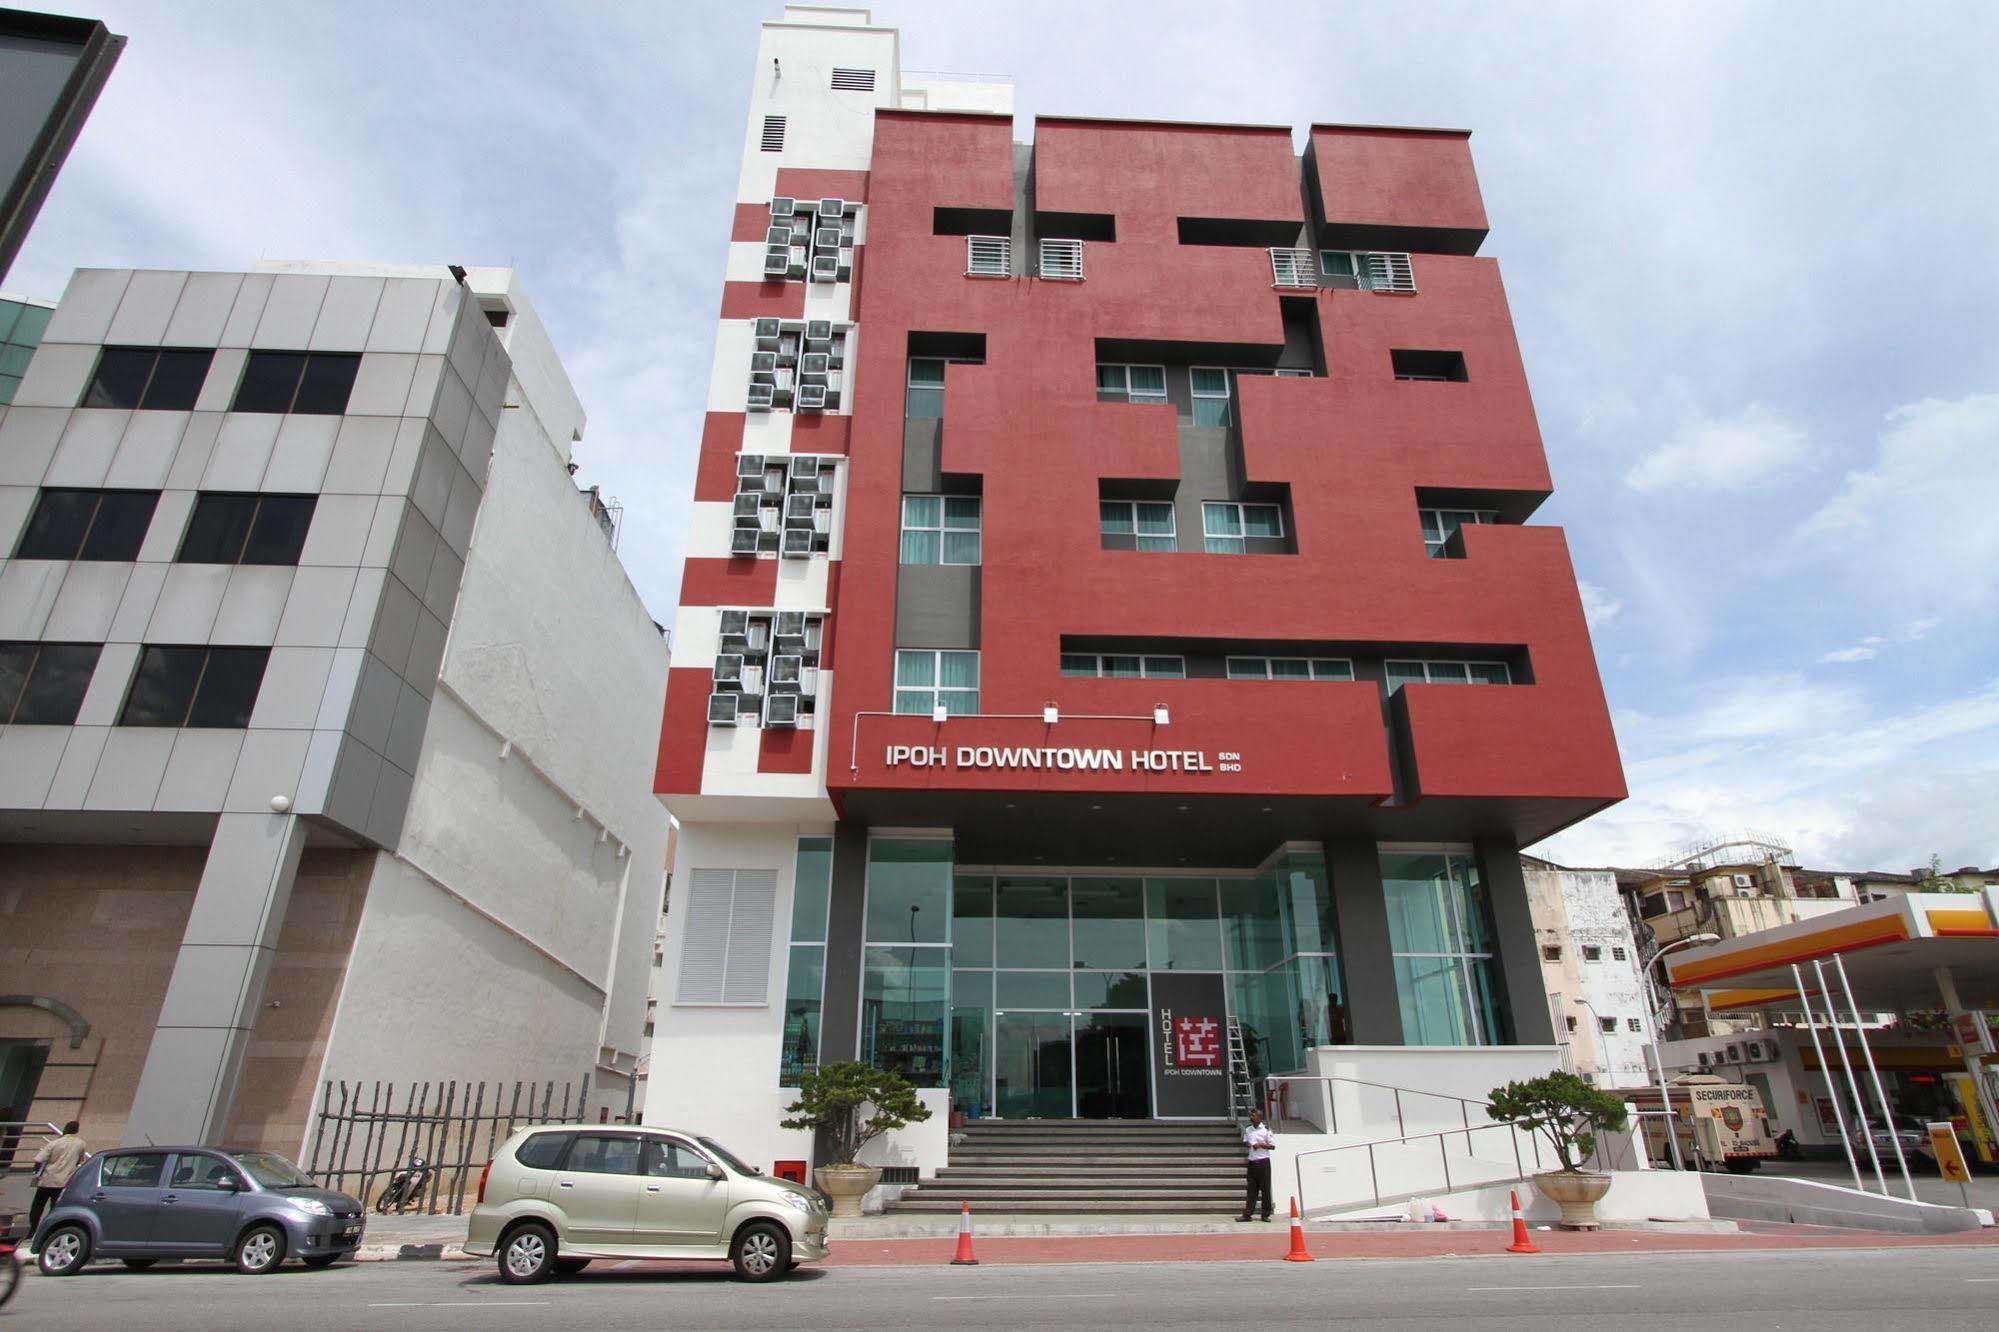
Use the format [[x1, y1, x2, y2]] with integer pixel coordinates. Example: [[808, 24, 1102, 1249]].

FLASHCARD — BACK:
[[1524, 861, 1656, 1088]]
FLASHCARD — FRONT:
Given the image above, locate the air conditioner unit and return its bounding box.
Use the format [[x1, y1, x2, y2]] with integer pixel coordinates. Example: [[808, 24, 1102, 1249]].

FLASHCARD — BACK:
[[1723, 1043, 1742, 1064], [729, 527, 759, 557], [1732, 874, 1755, 889], [815, 470, 837, 493], [813, 226, 843, 250], [719, 610, 749, 640], [811, 508, 832, 535], [805, 319, 833, 342], [764, 692, 800, 727], [1696, 1051, 1712, 1070], [770, 197, 796, 218], [763, 250, 791, 278], [803, 619, 823, 650], [796, 383, 828, 410], [745, 621, 770, 651], [816, 198, 845, 220], [799, 353, 830, 381], [747, 383, 775, 411], [770, 655, 803, 688], [757, 508, 781, 534], [778, 331, 801, 361], [739, 664, 763, 694], [750, 351, 778, 377], [737, 454, 765, 478], [714, 654, 745, 685], [781, 527, 814, 558], [763, 468, 785, 493], [788, 455, 820, 480], [708, 693, 741, 726], [753, 317, 782, 347], [774, 611, 807, 640], [798, 667, 818, 697], [809, 255, 839, 283]]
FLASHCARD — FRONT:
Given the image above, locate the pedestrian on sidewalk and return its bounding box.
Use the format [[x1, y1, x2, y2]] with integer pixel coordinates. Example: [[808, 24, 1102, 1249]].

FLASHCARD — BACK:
[[1237, 1108, 1275, 1222], [28, 1121, 89, 1241]]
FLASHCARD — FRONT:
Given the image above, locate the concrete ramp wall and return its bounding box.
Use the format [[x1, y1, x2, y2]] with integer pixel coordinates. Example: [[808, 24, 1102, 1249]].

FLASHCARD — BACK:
[[1704, 1173, 1990, 1234]]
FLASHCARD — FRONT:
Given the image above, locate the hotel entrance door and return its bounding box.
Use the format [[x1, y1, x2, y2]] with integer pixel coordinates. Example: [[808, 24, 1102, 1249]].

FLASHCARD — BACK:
[[993, 1011, 1150, 1119], [1075, 1013, 1150, 1118]]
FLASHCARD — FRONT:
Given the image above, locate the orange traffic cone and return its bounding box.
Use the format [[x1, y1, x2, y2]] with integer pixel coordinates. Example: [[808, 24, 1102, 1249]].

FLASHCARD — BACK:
[[950, 1200, 979, 1265], [1282, 1196, 1314, 1262], [1505, 1189, 1539, 1254]]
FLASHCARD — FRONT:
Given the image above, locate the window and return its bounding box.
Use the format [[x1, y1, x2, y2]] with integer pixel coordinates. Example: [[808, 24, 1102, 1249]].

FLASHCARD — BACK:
[[176, 493, 317, 566], [118, 646, 270, 728], [170, 1154, 242, 1191], [894, 649, 978, 716], [1627, 1018, 1643, 1032], [1189, 367, 1232, 426], [1385, 659, 1512, 690], [1582, 945, 1602, 962], [1420, 508, 1497, 558], [1320, 250, 1359, 280], [760, 115, 785, 151], [98, 1153, 167, 1189], [862, 838, 953, 1087], [15, 488, 158, 561], [675, 868, 779, 1005], [644, 1137, 714, 1179], [1541, 945, 1562, 961], [1099, 500, 1176, 551], [563, 1134, 642, 1176], [1095, 364, 1167, 405], [906, 357, 947, 419], [515, 1133, 571, 1170], [781, 838, 832, 1085], [1612, 946, 1628, 962], [82, 347, 213, 410], [900, 495, 981, 565], [1382, 851, 1501, 1046], [1225, 657, 1352, 681], [0, 298, 53, 405], [1598, 1016, 1617, 1034], [229, 351, 361, 414], [1392, 349, 1467, 383], [1565, 1015, 1578, 1033], [830, 67, 876, 91], [1061, 654, 1185, 679], [0, 642, 100, 725], [1201, 502, 1282, 554]]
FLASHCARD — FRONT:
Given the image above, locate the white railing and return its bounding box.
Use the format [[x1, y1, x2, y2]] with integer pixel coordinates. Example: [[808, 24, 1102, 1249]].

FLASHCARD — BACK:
[[1269, 247, 1317, 289], [966, 235, 1011, 277], [1362, 250, 1417, 293], [1038, 238, 1084, 280]]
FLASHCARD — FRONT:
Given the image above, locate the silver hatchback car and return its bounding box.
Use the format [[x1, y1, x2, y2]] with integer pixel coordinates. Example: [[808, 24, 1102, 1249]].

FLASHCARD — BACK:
[[464, 1125, 828, 1283]]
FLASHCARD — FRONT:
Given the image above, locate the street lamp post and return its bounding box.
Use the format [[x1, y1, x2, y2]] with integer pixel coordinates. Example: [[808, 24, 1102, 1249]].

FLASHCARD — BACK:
[[1640, 932, 1722, 1171]]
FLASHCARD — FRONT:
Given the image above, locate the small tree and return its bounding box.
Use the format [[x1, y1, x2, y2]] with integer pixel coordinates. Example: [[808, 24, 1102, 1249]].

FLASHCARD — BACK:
[[1487, 1071, 1630, 1173], [780, 1061, 931, 1165], [1914, 854, 1969, 894]]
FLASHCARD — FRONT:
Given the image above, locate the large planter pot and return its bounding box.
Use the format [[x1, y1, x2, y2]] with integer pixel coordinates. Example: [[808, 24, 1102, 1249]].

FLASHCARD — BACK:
[[814, 1164, 882, 1219], [1531, 1170, 1612, 1230]]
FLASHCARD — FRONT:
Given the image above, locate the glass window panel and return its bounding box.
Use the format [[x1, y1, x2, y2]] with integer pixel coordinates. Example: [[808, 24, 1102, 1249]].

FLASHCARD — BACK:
[[894, 689, 932, 715], [13, 304, 51, 343], [119, 646, 206, 726], [1073, 970, 1149, 1010], [1427, 662, 1470, 684], [1127, 365, 1166, 398], [1311, 659, 1354, 681], [1420, 510, 1445, 541], [952, 875, 994, 967], [1385, 662, 1428, 690], [1220, 877, 1285, 972], [996, 971, 1071, 1010], [1382, 852, 1459, 955], [1394, 955, 1478, 1046], [1134, 503, 1174, 535], [1205, 536, 1245, 554], [938, 652, 979, 689], [943, 497, 982, 528], [1320, 250, 1356, 277], [178, 494, 258, 564], [240, 495, 315, 565], [1202, 503, 1242, 537], [1226, 658, 1266, 679], [0, 644, 30, 720], [0, 373, 21, 402], [936, 689, 976, 715], [1100, 501, 1134, 534], [941, 530, 981, 564], [16, 489, 96, 559], [1468, 662, 1512, 685], [861, 946, 949, 1087], [779, 945, 824, 1086], [0, 301, 20, 341], [1268, 659, 1310, 680], [864, 838, 953, 944], [995, 876, 1068, 969], [1070, 876, 1146, 971], [900, 529, 940, 564], [1295, 953, 1352, 1045], [1102, 655, 1141, 678], [1452, 856, 1492, 953], [232, 351, 306, 413], [1136, 533, 1177, 552], [951, 969, 993, 1115], [185, 647, 269, 728], [0, 344, 28, 374], [1060, 654, 1096, 677], [1229, 966, 1297, 1078], [791, 837, 833, 942], [1191, 397, 1231, 427], [902, 495, 941, 529], [906, 385, 943, 419], [1143, 657, 1184, 678], [1189, 367, 1228, 396], [292, 354, 360, 414], [11, 644, 100, 725], [78, 491, 158, 561], [84, 348, 155, 409], [1274, 851, 1338, 955], [1145, 877, 1222, 971], [895, 651, 936, 687], [1095, 364, 1125, 393], [141, 350, 213, 410], [908, 358, 947, 386], [1243, 505, 1282, 538]]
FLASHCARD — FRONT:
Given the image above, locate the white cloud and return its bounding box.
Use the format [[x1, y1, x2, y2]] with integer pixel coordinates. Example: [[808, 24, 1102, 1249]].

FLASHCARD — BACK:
[[1821, 638, 1883, 663], [1677, 674, 1863, 743], [1577, 580, 1623, 630], [1626, 405, 1808, 493]]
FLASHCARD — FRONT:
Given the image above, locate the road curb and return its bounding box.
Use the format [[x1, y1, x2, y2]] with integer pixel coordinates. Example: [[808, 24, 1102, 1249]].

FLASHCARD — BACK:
[[354, 1242, 469, 1262]]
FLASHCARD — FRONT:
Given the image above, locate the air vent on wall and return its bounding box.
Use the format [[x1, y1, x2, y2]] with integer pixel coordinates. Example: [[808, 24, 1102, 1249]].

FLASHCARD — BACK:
[[760, 116, 786, 152], [831, 68, 876, 92]]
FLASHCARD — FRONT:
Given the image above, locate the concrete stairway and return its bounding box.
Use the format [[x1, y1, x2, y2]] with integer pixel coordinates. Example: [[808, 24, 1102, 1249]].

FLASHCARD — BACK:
[[889, 1120, 1248, 1215]]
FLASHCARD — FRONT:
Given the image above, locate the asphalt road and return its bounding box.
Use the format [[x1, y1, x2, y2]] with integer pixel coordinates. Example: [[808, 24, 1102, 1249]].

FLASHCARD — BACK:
[[7, 1246, 1999, 1329]]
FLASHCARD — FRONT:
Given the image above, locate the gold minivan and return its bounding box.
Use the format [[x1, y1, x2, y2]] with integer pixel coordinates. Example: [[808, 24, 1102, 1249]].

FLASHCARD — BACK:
[[464, 1125, 829, 1283]]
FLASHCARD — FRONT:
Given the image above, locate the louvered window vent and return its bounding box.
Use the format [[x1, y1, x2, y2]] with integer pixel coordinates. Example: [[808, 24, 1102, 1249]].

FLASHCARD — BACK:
[[760, 116, 786, 152], [831, 67, 876, 91]]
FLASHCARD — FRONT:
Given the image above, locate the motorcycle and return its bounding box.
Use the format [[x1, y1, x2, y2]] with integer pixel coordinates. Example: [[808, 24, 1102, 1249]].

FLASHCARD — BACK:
[[375, 1155, 433, 1213], [1775, 1129, 1801, 1160]]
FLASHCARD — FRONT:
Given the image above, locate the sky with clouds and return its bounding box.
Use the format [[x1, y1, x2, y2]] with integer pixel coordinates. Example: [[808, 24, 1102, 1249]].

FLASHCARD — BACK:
[[10, 1, 1996, 873]]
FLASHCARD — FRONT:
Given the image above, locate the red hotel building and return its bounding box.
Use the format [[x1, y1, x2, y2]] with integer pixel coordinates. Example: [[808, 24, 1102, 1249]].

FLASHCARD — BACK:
[[649, 7, 1624, 1166]]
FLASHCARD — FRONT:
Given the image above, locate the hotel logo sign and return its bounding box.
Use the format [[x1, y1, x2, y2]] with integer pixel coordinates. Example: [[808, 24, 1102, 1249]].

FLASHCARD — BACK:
[[884, 745, 1243, 773]]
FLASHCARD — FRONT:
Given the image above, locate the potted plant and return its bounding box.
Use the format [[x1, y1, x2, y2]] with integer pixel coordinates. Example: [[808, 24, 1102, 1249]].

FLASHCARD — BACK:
[[1486, 1071, 1630, 1230], [781, 1061, 932, 1218]]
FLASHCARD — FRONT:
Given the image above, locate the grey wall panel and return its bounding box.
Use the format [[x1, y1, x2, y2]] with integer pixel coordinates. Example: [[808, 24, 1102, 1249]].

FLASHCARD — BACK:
[[1476, 837, 1555, 1044], [368, 572, 421, 673], [322, 733, 383, 832], [221, 728, 311, 813], [104, 270, 187, 346], [163, 272, 244, 347], [409, 429, 456, 527], [418, 281, 462, 356], [402, 355, 445, 420], [366, 279, 438, 353], [105, 562, 167, 640], [0, 725, 66, 806], [438, 467, 481, 555], [146, 563, 229, 641], [321, 416, 398, 493], [273, 564, 358, 648], [309, 277, 384, 352], [43, 725, 108, 805], [365, 758, 413, 846], [154, 730, 244, 811], [457, 411, 495, 488], [1325, 835, 1404, 1045], [261, 414, 339, 491], [359, 497, 405, 568], [83, 728, 174, 809], [250, 274, 328, 349], [0, 483, 36, 549], [105, 411, 188, 489], [72, 641, 136, 726], [217, 273, 272, 348], [202, 413, 281, 490], [163, 413, 221, 489], [345, 352, 417, 417], [817, 820, 870, 1063], [893, 564, 979, 649], [299, 493, 376, 568], [246, 645, 334, 730], [41, 559, 128, 640], [384, 681, 429, 773], [0, 405, 68, 484], [136, 490, 193, 563], [1172, 425, 1233, 548], [0, 560, 63, 637], [902, 419, 941, 492], [338, 567, 388, 647], [347, 652, 402, 754], [43, 408, 124, 485], [314, 648, 365, 731], [431, 366, 474, 458], [39, 269, 129, 344], [421, 545, 464, 622], [209, 566, 293, 644], [388, 510, 441, 596], [292, 727, 341, 812], [404, 609, 447, 689], [381, 418, 427, 495]]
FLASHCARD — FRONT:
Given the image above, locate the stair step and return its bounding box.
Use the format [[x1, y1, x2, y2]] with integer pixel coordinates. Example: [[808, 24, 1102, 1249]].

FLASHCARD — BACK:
[[894, 1199, 1251, 1214]]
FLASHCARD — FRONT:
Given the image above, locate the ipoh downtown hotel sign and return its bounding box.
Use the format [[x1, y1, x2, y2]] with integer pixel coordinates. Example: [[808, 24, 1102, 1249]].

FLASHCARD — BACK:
[[882, 745, 1245, 774]]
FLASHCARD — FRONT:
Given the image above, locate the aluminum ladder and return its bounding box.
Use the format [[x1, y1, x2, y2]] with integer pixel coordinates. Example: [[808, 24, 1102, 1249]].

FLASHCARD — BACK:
[[1225, 1020, 1256, 1120]]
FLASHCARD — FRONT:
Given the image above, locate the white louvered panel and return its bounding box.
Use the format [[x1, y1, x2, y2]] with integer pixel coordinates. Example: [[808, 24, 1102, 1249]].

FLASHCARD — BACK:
[[1268, 248, 1316, 289], [720, 870, 778, 1004], [674, 869, 737, 1002], [1363, 251, 1417, 294], [760, 116, 786, 152], [830, 67, 876, 91]]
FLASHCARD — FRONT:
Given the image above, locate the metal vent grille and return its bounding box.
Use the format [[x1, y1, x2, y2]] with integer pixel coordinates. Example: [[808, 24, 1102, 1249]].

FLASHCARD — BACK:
[[830, 67, 876, 91], [760, 115, 785, 152]]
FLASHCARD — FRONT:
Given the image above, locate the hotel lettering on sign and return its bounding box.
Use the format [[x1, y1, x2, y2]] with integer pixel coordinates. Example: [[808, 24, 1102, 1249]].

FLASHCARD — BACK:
[[883, 745, 1243, 773]]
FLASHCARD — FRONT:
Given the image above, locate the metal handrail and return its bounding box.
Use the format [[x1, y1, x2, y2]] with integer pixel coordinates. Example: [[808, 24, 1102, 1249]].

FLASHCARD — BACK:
[[1259, 1073, 1501, 1138], [0, 1122, 63, 1173]]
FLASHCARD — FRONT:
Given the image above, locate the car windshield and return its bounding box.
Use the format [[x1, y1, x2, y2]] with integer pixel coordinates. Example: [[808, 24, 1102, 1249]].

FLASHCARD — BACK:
[[227, 1151, 314, 1189], [698, 1137, 760, 1177]]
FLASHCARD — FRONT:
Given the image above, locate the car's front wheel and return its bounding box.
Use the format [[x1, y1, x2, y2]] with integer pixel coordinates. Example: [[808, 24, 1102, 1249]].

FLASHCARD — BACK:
[[38, 1225, 92, 1275], [498, 1222, 556, 1285], [730, 1221, 791, 1283], [235, 1224, 286, 1275]]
